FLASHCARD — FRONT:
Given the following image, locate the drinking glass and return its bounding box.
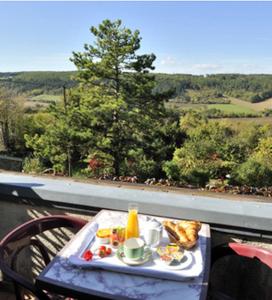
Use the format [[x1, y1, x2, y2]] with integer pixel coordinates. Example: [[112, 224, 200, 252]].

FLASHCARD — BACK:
[[125, 203, 139, 239]]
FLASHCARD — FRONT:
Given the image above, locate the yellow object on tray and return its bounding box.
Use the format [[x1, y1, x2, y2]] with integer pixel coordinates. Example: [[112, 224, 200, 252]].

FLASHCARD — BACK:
[[96, 228, 111, 238], [125, 204, 139, 239]]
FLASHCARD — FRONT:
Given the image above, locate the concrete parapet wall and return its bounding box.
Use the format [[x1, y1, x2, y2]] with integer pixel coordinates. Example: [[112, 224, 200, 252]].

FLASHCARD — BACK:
[[0, 172, 271, 233], [0, 156, 22, 172]]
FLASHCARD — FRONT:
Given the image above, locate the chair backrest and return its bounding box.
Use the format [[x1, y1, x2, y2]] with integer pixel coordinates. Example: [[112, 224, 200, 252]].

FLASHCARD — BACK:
[[229, 242, 272, 269], [211, 242, 272, 269], [0, 214, 88, 300], [210, 242, 272, 300]]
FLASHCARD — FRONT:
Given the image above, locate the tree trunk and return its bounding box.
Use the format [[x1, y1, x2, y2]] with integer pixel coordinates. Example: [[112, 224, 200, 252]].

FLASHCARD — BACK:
[[113, 151, 120, 176], [2, 120, 10, 151]]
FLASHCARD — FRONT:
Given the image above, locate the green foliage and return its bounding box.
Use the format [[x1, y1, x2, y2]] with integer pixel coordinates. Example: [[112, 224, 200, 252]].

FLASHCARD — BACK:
[[154, 73, 272, 103], [0, 71, 76, 95], [163, 161, 181, 181], [0, 88, 30, 154], [7, 20, 271, 189], [164, 112, 272, 187], [23, 157, 44, 174], [125, 149, 158, 179], [165, 120, 235, 186], [253, 137, 272, 168], [69, 19, 178, 176], [84, 151, 114, 177], [230, 135, 272, 187], [1, 71, 272, 108], [24, 19, 179, 179], [24, 105, 75, 174], [233, 159, 272, 187]]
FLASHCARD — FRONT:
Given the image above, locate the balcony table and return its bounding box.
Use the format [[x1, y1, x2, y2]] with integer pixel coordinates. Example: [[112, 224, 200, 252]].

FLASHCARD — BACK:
[[36, 209, 210, 300]]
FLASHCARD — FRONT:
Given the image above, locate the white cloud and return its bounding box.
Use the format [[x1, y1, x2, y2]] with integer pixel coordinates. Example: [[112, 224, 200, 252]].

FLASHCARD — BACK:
[[160, 56, 176, 66], [192, 64, 222, 72]]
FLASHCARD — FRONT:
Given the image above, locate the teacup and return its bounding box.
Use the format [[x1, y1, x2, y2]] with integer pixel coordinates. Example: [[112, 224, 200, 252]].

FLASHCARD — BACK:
[[123, 238, 145, 260]]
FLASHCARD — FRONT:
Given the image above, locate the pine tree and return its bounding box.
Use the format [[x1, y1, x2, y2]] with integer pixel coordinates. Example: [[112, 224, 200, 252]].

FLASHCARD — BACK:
[[70, 19, 177, 176], [25, 19, 180, 178]]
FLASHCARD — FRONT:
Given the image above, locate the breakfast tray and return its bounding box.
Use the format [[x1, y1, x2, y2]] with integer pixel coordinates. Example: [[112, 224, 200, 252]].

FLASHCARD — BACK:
[[65, 210, 208, 282]]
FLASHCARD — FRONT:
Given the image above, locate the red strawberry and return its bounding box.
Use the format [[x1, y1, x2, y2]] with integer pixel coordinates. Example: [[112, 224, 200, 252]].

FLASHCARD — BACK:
[[106, 247, 112, 255], [83, 250, 93, 261]]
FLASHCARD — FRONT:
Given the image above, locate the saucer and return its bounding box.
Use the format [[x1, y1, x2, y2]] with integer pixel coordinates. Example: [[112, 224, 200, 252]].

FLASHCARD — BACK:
[[153, 251, 193, 270], [116, 245, 152, 266]]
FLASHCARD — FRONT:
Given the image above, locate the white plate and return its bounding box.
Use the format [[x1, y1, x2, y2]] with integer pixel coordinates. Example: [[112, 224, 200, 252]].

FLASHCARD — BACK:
[[153, 251, 193, 270]]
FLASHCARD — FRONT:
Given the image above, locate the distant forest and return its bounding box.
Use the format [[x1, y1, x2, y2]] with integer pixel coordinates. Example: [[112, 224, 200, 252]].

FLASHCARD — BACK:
[[1, 71, 272, 103]]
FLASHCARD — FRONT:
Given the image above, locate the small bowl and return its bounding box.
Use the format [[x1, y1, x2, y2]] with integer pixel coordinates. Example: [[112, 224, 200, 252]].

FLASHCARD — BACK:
[[159, 254, 174, 265], [96, 235, 110, 244]]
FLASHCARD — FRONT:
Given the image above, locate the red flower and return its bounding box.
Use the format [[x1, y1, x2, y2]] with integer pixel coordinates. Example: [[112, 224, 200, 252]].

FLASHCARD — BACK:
[[83, 250, 93, 261], [88, 158, 103, 171]]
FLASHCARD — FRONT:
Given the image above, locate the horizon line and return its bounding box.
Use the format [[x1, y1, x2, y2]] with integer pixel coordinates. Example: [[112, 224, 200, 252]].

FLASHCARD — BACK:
[[1, 70, 272, 76]]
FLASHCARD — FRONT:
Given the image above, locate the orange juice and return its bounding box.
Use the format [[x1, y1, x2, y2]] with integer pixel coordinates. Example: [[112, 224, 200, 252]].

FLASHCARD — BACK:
[[125, 208, 139, 239]]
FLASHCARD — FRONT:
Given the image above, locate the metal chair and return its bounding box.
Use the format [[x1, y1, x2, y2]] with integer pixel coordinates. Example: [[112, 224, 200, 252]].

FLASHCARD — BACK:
[[0, 215, 88, 300], [208, 242, 272, 300]]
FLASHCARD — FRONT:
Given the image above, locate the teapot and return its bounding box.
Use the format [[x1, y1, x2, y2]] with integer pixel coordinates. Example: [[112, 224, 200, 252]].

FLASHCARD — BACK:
[[143, 218, 163, 247]]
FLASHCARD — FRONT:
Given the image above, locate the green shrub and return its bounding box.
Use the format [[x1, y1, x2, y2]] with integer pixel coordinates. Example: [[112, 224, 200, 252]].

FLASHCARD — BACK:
[[183, 168, 210, 187], [84, 151, 114, 178], [163, 160, 181, 181], [125, 149, 159, 180], [233, 159, 272, 187], [23, 157, 44, 174]]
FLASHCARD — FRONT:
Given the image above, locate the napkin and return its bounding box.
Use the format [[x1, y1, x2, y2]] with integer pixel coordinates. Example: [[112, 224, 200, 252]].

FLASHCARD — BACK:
[[67, 221, 98, 266]]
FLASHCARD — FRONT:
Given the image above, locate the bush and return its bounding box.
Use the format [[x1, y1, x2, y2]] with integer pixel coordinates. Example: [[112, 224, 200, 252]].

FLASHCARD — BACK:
[[23, 157, 44, 174], [183, 168, 210, 187], [84, 151, 114, 178], [163, 161, 181, 181], [125, 149, 159, 180], [233, 159, 272, 187]]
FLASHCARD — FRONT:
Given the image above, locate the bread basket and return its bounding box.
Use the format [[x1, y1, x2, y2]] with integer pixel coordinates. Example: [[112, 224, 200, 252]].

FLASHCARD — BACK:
[[166, 231, 198, 250]]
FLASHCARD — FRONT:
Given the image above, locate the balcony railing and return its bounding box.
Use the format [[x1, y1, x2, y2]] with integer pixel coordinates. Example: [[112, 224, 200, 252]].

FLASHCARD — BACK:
[[0, 171, 272, 299], [0, 172, 272, 234]]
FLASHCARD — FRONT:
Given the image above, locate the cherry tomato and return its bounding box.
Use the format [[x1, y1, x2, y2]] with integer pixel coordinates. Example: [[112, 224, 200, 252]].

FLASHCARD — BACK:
[[98, 249, 106, 258], [83, 250, 93, 261], [99, 245, 106, 252], [106, 247, 112, 255]]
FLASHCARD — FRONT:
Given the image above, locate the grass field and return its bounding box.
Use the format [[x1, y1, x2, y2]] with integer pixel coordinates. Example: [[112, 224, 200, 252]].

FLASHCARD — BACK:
[[211, 117, 272, 129], [208, 103, 257, 114], [167, 102, 258, 115], [230, 97, 272, 112], [30, 94, 62, 102], [168, 93, 272, 115]]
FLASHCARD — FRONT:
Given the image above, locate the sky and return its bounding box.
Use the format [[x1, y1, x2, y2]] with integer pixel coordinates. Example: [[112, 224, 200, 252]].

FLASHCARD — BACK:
[[0, 1, 272, 74]]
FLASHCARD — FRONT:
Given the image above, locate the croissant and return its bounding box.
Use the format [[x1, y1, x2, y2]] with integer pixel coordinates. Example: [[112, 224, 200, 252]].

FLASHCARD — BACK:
[[177, 221, 201, 242], [174, 224, 190, 243], [163, 219, 202, 249], [177, 220, 201, 232], [162, 220, 179, 240]]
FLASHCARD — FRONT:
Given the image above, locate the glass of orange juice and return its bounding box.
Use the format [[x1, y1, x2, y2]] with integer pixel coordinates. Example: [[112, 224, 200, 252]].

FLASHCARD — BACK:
[[125, 203, 139, 240]]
